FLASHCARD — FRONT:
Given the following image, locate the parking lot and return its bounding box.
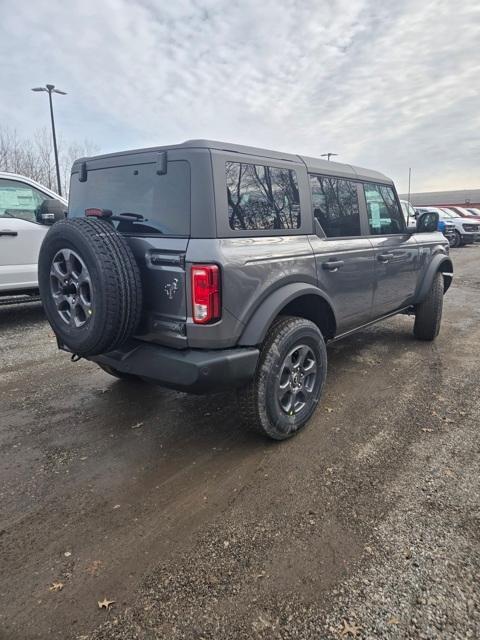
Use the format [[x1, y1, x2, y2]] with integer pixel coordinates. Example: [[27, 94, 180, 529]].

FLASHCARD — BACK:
[[1, 246, 479, 640]]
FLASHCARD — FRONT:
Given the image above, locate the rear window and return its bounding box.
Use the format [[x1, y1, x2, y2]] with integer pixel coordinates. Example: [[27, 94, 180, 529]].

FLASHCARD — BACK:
[[226, 161, 301, 231], [68, 161, 190, 236]]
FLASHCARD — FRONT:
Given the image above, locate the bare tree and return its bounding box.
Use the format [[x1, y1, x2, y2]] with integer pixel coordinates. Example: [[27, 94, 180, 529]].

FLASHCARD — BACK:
[[60, 140, 99, 196], [0, 126, 99, 196]]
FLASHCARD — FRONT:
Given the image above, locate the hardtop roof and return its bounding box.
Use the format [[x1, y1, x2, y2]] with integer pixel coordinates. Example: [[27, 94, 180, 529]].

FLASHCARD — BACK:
[[72, 139, 392, 184]]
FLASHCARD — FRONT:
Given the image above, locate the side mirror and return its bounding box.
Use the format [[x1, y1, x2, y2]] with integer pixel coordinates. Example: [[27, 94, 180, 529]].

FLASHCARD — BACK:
[[36, 198, 67, 225], [416, 211, 439, 233]]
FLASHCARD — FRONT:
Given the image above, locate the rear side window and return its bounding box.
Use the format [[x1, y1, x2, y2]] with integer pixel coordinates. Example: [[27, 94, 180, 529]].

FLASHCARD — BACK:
[[364, 183, 405, 234], [69, 161, 190, 236], [226, 162, 301, 230], [309, 175, 361, 237]]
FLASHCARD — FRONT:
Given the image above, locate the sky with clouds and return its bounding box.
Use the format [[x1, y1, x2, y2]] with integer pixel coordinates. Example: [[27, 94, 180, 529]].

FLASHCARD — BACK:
[[1, 0, 479, 192]]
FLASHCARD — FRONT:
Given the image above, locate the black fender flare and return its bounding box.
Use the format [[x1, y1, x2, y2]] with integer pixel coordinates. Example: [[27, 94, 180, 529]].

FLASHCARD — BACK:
[[238, 283, 337, 346], [415, 254, 453, 303]]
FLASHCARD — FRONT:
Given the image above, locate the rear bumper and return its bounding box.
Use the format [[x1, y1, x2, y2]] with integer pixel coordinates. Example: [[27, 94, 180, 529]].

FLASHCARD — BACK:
[[90, 341, 259, 393]]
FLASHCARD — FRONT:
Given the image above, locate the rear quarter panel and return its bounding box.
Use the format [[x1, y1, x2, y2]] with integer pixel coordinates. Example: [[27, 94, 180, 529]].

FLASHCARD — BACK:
[[185, 236, 318, 348]]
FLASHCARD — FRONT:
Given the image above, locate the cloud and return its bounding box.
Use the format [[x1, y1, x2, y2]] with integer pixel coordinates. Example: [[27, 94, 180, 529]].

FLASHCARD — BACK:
[[0, 0, 478, 191]]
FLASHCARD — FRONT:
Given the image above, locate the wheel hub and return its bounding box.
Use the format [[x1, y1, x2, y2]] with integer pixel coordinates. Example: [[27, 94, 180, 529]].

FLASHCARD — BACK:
[[49, 249, 93, 328], [291, 369, 304, 389], [277, 344, 318, 416], [61, 281, 77, 295]]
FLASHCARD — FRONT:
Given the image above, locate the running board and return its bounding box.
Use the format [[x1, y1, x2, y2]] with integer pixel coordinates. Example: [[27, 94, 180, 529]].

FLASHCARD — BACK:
[[0, 294, 41, 307], [330, 306, 412, 342]]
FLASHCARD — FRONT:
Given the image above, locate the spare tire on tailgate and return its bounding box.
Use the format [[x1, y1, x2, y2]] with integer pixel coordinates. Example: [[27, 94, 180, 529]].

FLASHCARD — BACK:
[[38, 218, 142, 357]]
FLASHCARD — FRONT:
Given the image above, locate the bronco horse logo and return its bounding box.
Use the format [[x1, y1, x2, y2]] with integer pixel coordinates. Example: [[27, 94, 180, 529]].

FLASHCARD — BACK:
[[164, 278, 179, 300]]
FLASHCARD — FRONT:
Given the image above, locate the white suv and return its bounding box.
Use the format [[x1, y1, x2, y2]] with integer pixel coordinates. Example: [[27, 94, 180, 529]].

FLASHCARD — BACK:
[[0, 172, 67, 296], [416, 206, 480, 248]]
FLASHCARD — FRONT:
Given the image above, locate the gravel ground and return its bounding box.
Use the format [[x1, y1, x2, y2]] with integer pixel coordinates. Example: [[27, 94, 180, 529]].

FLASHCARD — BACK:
[[0, 246, 479, 640]]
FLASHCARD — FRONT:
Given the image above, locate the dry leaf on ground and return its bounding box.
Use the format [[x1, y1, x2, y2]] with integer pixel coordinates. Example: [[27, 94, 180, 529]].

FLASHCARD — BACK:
[[340, 619, 362, 636], [98, 598, 115, 610]]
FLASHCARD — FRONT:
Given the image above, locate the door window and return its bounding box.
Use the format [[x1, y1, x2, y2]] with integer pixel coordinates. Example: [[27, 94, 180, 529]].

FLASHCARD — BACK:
[[226, 162, 301, 231], [309, 175, 361, 237], [0, 179, 46, 223], [364, 183, 406, 235]]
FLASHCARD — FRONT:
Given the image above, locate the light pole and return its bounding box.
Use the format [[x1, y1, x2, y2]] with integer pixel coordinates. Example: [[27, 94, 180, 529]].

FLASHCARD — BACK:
[[321, 153, 338, 161], [31, 84, 67, 196]]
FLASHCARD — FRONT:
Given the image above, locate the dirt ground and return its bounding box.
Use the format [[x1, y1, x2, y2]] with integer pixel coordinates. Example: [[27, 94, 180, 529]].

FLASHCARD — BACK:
[[0, 246, 479, 640]]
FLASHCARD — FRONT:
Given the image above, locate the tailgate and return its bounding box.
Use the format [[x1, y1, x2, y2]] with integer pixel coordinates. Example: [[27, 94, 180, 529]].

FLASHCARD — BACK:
[[127, 236, 189, 348]]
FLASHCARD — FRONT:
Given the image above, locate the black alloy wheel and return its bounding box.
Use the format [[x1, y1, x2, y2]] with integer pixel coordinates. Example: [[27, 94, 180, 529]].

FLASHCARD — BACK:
[[237, 316, 327, 440], [277, 344, 318, 416], [49, 248, 93, 328]]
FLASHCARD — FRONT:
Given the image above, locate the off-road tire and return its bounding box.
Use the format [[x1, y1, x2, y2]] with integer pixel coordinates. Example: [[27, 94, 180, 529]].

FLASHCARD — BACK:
[[237, 316, 327, 440], [38, 218, 142, 356], [413, 272, 444, 341]]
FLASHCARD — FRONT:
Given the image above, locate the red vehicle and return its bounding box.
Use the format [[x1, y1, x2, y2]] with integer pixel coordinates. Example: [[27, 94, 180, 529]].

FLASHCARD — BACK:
[[442, 206, 480, 222]]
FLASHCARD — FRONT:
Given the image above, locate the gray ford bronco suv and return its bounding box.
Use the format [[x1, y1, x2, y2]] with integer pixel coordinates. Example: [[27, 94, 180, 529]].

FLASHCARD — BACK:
[[38, 140, 453, 440]]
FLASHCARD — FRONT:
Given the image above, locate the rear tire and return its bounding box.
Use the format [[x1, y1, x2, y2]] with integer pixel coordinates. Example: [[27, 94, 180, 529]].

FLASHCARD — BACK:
[[237, 316, 327, 440], [413, 272, 444, 341]]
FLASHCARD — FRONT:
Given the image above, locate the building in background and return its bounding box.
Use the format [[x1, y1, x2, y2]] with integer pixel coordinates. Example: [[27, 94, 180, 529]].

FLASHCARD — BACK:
[[399, 189, 480, 208]]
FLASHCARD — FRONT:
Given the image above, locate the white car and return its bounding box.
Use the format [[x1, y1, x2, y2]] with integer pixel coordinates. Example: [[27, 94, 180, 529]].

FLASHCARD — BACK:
[[399, 199, 417, 230], [0, 172, 67, 296], [403, 202, 455, 244], [416, 206, 480, 248]]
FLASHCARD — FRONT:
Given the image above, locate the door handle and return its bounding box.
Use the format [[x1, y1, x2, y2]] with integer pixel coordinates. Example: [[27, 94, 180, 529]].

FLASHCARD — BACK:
[[377, 252, 394, 263], [322, 259, 344, 272], [0, 230, 18, 237]]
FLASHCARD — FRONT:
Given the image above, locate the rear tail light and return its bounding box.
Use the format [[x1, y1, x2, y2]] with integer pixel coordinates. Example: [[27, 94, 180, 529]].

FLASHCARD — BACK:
[[191, 265, 221, 324]]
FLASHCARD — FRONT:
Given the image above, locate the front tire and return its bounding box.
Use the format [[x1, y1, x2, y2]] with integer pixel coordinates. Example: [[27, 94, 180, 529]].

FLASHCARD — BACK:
[[413, 272, 444, 341], [237, 316, 327, 440], [450, 230, 462, 248]]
